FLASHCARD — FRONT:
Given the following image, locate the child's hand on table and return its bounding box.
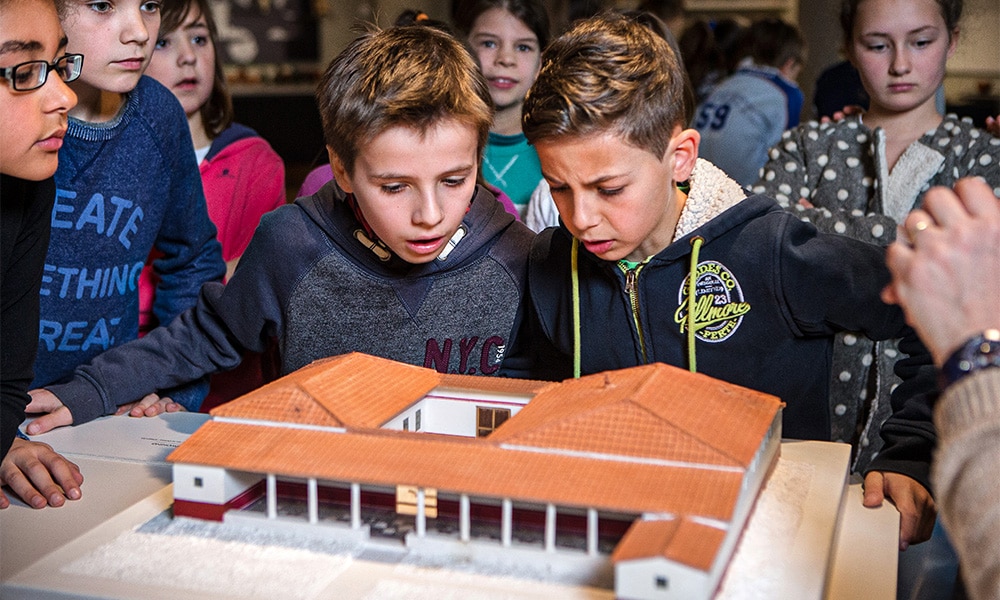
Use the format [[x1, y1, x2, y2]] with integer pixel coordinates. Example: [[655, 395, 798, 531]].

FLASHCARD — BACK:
[[0, 437, 83, 509], [115, 393, 186, 418]]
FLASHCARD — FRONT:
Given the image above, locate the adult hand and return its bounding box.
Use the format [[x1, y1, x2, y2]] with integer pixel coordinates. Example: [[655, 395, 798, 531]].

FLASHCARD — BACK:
[[863, 471, 936, 550], [115, 392, 185, 418], [24, 388, 74, 435], [882, 177, 1000, 366], [0, 437, 83, 509]]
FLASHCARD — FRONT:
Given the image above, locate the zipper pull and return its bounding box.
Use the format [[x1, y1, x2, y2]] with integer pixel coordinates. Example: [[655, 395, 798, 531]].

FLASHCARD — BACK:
[[625, 267, 638, 294]]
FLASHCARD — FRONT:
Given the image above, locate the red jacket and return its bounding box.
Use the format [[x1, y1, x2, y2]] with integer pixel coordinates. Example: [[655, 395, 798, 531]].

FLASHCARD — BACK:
[[200, 124, 286, 262]]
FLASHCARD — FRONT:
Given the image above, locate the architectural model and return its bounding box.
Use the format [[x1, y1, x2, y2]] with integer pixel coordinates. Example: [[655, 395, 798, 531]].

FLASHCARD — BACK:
[[167, 352, 784, 600]]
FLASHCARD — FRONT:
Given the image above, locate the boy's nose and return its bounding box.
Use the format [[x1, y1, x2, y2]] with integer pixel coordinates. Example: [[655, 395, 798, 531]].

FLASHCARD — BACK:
[[414, 191, 444, 226], [567, 194, 600, 231]]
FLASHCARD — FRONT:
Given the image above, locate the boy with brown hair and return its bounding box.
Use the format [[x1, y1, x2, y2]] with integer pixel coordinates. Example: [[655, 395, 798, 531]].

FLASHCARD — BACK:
[[518, 12, 936, 550], [27, 25, 533, 430]]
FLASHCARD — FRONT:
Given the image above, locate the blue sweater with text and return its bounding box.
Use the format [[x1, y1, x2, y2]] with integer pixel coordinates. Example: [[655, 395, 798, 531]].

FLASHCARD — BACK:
[[35, 76, 224, 408]]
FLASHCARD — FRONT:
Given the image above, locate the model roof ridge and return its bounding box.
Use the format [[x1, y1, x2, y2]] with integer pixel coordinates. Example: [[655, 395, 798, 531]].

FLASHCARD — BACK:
[[490, 363, 781, 467], [212, 353, 443, 428], [612, 516, 729, 571], [209, 358, 346, 427], [298, 353, 442, 427], [628, 363, 784, 465], [435, 372, 554, 397], [491, 397, 745, 467]]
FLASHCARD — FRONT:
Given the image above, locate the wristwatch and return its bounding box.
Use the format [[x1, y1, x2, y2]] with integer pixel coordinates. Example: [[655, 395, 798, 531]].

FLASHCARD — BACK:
[[941, 329, 1000, 386]]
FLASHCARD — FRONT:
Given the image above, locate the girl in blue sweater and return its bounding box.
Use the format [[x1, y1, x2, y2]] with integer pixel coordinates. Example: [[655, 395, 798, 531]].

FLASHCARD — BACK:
[[25, 0, 225, 432]]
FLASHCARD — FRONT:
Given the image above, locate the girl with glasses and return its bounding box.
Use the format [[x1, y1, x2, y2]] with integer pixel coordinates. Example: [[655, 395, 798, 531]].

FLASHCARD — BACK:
[[0, 0, 83, 509]]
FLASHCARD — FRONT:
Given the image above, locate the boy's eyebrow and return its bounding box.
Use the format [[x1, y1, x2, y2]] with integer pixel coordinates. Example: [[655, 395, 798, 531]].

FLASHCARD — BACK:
[[542, 171, 622, 187], [370, 164, 476, 180]]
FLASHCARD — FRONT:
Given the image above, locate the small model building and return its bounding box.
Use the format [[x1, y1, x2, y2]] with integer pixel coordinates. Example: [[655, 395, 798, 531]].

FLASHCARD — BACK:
[[168, 352, 783, 600]]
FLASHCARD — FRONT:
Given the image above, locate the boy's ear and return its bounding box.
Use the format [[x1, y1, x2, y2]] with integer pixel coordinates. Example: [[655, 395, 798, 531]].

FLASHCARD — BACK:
[[328, 146, 353, 193], [669, 128, 700, 183]]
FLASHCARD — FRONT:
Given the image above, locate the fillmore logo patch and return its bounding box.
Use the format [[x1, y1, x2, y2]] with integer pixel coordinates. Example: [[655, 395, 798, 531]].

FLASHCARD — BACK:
[[673, 260, 750, 343]]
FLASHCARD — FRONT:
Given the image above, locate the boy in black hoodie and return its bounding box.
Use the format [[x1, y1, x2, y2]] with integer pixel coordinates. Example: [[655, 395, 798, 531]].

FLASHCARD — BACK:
[[517, 12, 936, 550]]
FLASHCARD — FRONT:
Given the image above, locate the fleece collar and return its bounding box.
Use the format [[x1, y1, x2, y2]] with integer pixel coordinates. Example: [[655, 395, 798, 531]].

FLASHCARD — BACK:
[[673, 158, 749, 241]]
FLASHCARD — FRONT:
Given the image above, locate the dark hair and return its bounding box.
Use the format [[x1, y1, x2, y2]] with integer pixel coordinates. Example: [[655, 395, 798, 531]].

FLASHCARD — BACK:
[[712, 18, 750, 72], [316, 25, 493, 175], [522, 12, 687, 158], [455, 0, 550, 50], [678, 20, 722, 99], [840, 0, 963, 43], [747, 18, 804, 69], [158, 0, 233, 138]]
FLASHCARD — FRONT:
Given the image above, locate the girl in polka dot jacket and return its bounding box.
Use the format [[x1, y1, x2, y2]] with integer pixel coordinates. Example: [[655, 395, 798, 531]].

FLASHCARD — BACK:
[[753, 0, 1000, 473]]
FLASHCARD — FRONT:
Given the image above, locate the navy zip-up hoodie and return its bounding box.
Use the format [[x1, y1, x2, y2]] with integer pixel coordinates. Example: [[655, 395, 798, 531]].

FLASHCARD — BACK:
[[520, 160, 935, 488]]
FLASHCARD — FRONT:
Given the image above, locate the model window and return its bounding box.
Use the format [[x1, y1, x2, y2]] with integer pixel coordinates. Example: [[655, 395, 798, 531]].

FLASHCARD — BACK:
[[403, 417, 409, 431], [415, 409, 421, 431], [655, 575, 669, 589], [194, 477, 203, 488], [477, 407, 511, 437]]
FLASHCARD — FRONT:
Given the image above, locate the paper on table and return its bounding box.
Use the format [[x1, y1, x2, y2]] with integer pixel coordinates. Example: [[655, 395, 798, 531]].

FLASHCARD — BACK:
[[23, 411, 210, 464]]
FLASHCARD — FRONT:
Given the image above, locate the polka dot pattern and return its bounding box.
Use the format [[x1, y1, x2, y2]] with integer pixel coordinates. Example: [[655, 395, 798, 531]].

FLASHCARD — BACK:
[[752, 114, 999, 473], [753, 115, 999, 249]]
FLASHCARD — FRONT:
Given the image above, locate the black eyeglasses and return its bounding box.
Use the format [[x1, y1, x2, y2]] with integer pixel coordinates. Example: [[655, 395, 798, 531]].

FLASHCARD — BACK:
[[0, 54, 84, 91]]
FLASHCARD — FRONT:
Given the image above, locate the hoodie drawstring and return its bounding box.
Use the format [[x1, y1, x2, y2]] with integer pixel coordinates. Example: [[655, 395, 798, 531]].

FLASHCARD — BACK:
[[687, 236, 705, 373], [571, 238, 582, 378], [572, 235, 706, 377]]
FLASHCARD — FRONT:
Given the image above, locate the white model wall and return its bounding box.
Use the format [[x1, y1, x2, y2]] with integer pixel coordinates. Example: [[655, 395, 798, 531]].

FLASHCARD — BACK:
[[173, 464, 261, 504], [381, 396, 526, 437], [616, 558, 711, 600]]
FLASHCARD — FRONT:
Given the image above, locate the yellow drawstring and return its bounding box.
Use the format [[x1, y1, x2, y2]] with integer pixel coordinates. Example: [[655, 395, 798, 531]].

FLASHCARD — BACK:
[[687, 236, 704, 373], [571, 238, 581, 379]]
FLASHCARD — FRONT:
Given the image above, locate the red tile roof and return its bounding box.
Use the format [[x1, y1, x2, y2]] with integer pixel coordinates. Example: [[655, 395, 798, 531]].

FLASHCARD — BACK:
[[437, 372, 552, 396], [169, 421, 746, 518], [211, 353, 441, 428], [170, 353, 783, 569], [491, 363, 781, 466], [612, 518, 727, 571]]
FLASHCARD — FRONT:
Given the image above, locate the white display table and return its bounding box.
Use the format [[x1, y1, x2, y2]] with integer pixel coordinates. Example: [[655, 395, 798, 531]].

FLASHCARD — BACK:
[[0, 414, 897, 599]]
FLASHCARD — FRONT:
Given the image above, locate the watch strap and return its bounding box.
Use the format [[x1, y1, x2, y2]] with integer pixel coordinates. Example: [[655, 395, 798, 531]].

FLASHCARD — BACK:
[[942, 329, 1000, 386]]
